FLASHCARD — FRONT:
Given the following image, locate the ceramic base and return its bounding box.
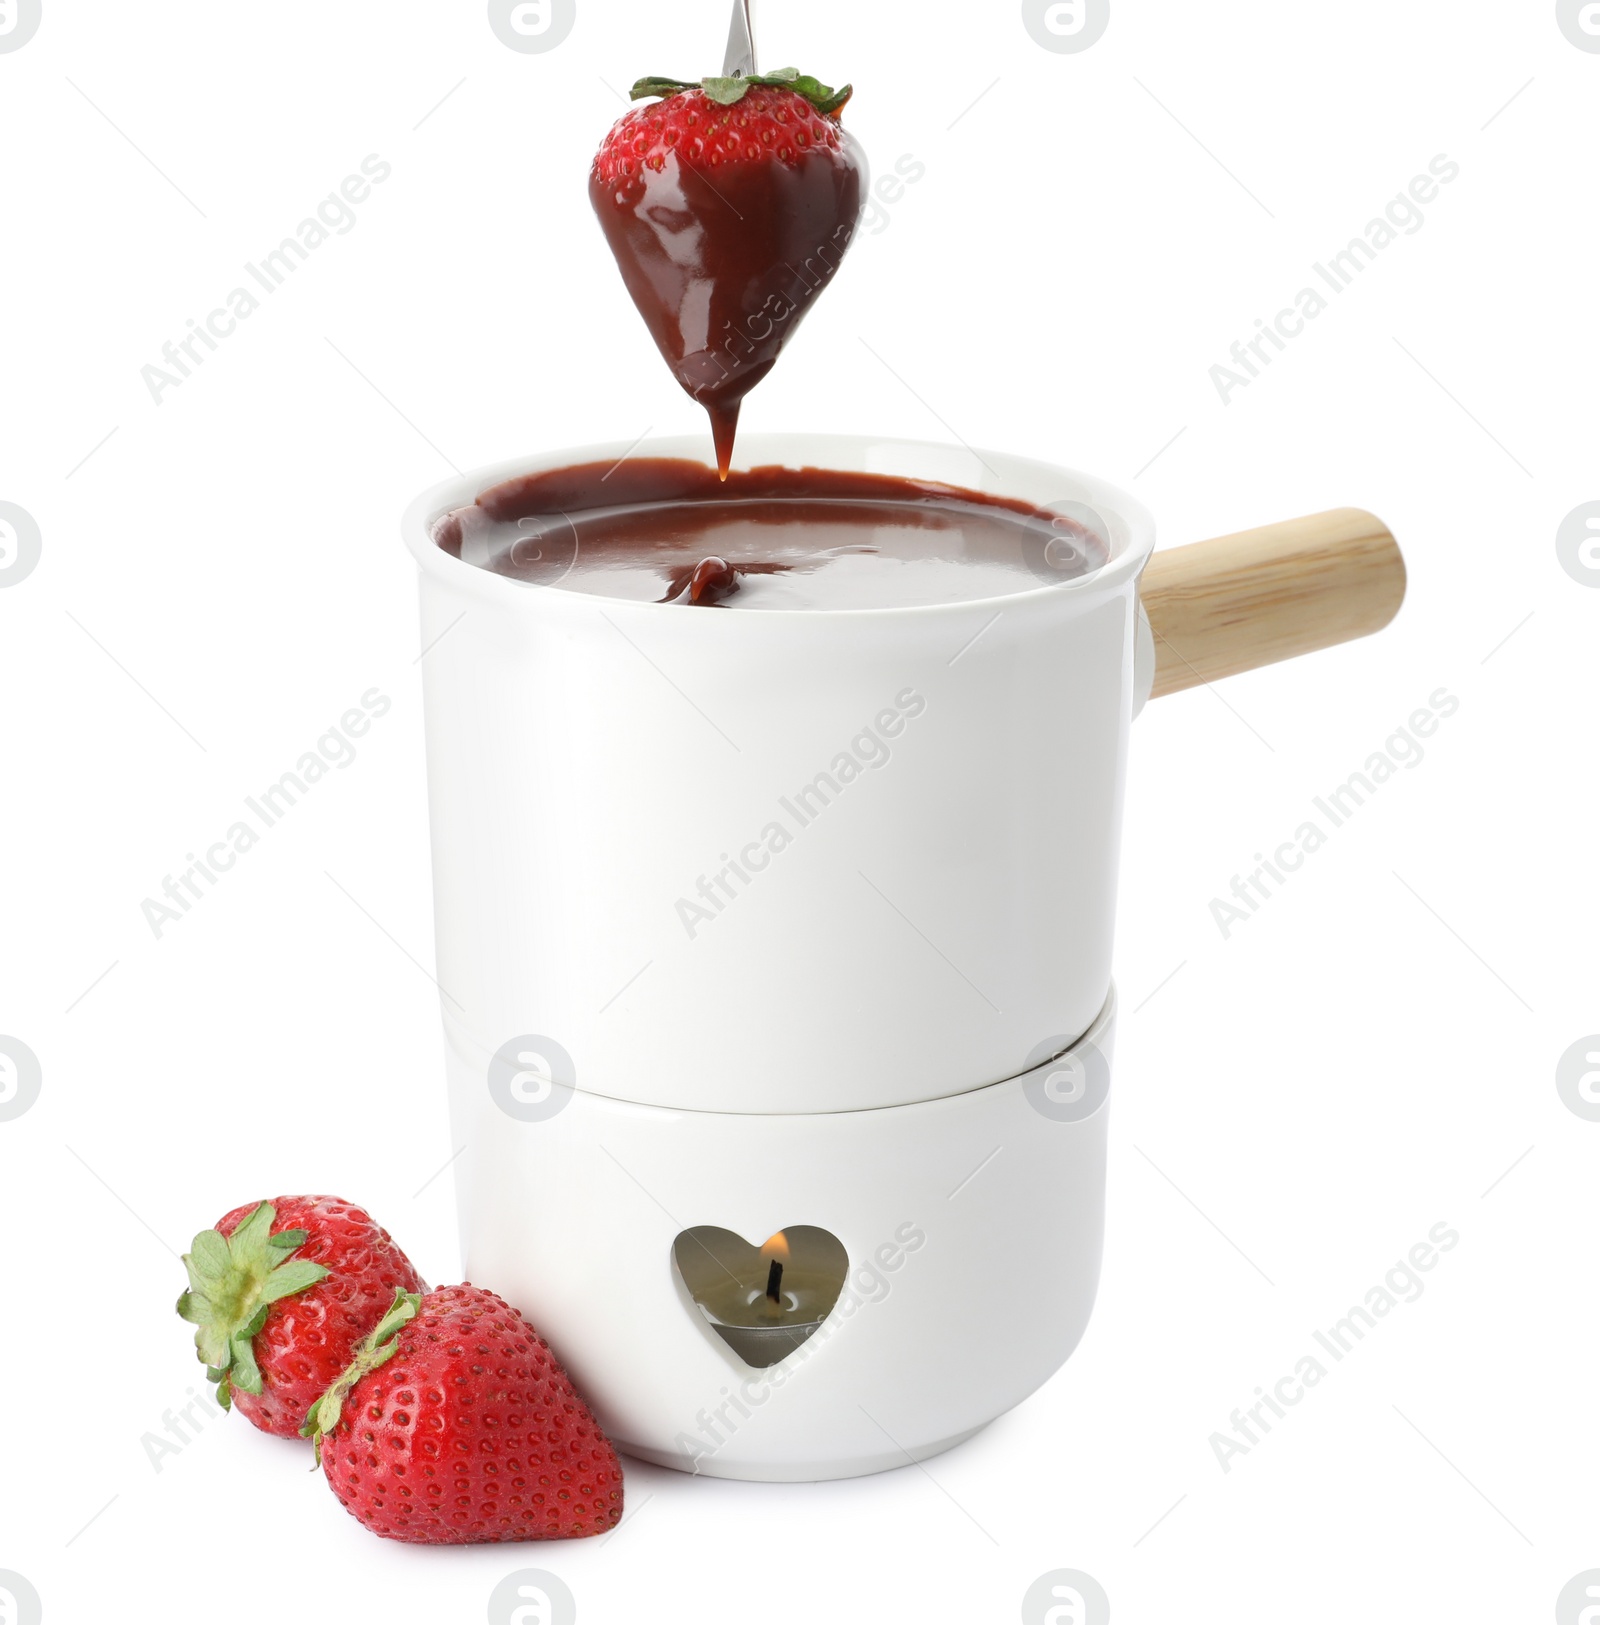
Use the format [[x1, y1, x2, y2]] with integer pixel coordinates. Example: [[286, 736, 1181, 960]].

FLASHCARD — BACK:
[[449, 990, 1117, 1482]]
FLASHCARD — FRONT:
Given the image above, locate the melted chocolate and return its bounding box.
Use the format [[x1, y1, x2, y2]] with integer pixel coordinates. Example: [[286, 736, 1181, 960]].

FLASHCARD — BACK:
[[433, 460, 1107, 611], [589, 143, 865, 476]]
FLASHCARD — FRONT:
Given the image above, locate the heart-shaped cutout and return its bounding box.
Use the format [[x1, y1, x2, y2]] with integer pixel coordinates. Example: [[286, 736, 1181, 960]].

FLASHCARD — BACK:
[[672, 1226, 849, 1370]]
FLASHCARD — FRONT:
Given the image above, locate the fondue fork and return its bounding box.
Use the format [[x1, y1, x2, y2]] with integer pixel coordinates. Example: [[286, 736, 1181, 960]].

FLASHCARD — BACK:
[[724, 0, 757, 77]]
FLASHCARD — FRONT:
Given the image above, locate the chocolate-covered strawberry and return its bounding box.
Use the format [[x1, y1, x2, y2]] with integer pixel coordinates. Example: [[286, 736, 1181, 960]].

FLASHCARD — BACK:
[[304, 1284, 623, 1544], [591, 69, 865, 476], [177, 1196, 427, 1438]]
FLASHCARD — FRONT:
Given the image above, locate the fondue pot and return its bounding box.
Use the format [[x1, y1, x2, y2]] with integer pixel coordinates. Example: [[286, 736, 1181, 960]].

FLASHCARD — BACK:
[[402, 433, 1405, 1480]]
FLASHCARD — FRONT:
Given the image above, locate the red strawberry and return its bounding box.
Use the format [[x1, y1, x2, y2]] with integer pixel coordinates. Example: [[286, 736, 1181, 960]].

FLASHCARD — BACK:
[[304, 1284, 623, 1544], [177, 1196, 427, 1438], [591, 70, 865, 477]]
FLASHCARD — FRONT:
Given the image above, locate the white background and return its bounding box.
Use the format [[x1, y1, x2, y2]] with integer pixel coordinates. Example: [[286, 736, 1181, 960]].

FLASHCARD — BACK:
[[2, 1, 1596, 1621]]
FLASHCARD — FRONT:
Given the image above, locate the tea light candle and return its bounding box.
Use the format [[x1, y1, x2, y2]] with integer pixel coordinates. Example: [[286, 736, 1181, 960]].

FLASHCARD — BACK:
[[688, 1232, 838, 1368]]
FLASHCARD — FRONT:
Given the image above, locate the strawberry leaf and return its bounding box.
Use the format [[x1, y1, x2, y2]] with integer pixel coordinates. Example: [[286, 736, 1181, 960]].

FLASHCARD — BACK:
[[259, 1258, 330, 1304], [227, 1201, 274, 1255], [230, 1333, 263, 1396], [700, 76, 750, 106], [175, 1201, 332, 1407], [192, 1320, 230, 1372], [301, 1288, 423, 1462], [805, 81, 857, 117], [629, 69, 854, 118], [630, 76, 697, 101], [185, 1229, 231, 1288]]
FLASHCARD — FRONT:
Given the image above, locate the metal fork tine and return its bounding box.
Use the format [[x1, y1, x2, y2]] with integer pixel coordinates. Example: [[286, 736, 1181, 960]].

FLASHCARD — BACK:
[[723, 0, 756, 77]]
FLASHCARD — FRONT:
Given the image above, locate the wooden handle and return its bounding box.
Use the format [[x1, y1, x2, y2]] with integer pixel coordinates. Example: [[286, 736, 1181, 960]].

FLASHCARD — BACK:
[[1141, 508, 1406, 700]]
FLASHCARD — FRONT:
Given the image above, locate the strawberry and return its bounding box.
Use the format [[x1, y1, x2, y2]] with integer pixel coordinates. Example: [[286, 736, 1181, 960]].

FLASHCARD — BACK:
[[177, 1196, 427, 1439], [304, 1284, 624, 1544], [591, 70, 865, 477]]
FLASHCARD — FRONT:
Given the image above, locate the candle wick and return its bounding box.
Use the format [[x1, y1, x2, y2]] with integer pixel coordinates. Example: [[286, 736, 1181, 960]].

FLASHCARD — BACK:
[[765, 1258, 783, 1304]]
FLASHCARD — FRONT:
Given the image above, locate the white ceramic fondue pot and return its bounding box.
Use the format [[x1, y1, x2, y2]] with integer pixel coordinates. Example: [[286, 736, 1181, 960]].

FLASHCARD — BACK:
[[404, 434, 1403, 1116], [403, 433, 1405, 1479]]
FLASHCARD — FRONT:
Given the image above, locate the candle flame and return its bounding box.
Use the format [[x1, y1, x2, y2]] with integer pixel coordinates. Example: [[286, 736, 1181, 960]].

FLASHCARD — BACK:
[[761, 1231, 790, 1263]]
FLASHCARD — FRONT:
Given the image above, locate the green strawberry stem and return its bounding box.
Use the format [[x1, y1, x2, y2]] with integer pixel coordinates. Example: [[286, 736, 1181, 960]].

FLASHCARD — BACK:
[[300, 1287, 423, 1461], [631, 67, 853, 117], [176, 1201, 331, 1409]]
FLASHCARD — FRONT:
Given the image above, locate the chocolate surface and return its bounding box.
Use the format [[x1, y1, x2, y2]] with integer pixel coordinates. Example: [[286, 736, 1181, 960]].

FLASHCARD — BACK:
[[433, 460, 1107, 611]]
